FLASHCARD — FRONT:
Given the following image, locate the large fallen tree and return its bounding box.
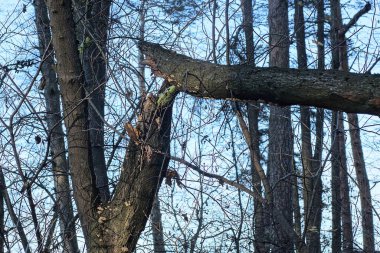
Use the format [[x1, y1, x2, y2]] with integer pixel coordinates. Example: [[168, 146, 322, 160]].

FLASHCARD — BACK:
[[139, 41, 380, 115]]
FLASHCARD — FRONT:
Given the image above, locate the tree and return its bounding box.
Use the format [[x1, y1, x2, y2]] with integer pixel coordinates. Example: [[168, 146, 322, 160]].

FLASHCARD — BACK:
[[267, 0, 293, 251], [1, 0, 379, 252]]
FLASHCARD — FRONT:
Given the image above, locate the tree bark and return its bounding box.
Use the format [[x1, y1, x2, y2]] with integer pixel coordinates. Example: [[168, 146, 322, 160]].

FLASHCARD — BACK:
[[240, 0, 267, 251], [295, 1, 324, 252], [96, 91, 173, 252], [267, 0, 293, 252], [347, 113, 375, 253], [337, 114, 353, 253], [151, 195, 166, 253], [74, 0, 112, 203], [33, 0, 79, 251], [331, 112, 342, 253], [45, 0, 100, 247], [139, 42, 380, 115]]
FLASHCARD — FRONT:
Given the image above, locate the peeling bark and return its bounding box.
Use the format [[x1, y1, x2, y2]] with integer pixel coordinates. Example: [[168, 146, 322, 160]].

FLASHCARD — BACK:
[[92, 92, 173, 252]]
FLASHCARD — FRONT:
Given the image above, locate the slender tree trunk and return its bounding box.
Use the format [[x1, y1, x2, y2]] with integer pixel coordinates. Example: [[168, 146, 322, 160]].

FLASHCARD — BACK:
[[151, 195, 166, 253], [267, 0, 293, 251], [347, 114, 375, 252], [292, 166, 302, 241], [334, 0, 374, 250], [0, 167, 31, 253], [338, 113, 353, 253], [331, 112, 342, 253], [330, 1, 353, 252], [240, 0, 267, 251], [33, 1, 79, 252], [295, 1, 324, 252]]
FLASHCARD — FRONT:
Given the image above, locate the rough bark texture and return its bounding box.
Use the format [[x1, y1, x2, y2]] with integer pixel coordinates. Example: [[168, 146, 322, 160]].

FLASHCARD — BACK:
[[139, 42, 380, 115], [46, 0, 175, 252], [267, 0, 293, 252], [347, 113, 375, 253], [331, 112, 342, 253], [34, 0, 79, 251], [95, 92, 173, 252]]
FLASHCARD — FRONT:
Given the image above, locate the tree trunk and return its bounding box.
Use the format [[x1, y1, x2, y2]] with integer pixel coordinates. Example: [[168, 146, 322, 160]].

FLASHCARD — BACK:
[[334, 0, 375, 250], [151, 195, 166, 253], [267, 0, 293, 251], [331, 112, 342, 253], [97, 91, 173, 252], [46, 0, 100, 246], [240, 0, 267, 251], [139, 42, 380, 115], [76, 0, 112, 203], [338, 114, 353, 253], [33, 1, 79, 252], [347, 113, 375, 252], [295, 1, 324, 252]]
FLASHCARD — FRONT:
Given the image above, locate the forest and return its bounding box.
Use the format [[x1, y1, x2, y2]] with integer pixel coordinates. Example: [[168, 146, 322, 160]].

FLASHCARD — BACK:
[[0, 0, 379, 252]]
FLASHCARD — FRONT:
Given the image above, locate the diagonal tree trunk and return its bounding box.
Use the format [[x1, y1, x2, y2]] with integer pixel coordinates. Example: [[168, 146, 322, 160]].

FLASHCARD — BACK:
[[334, 1, 375, 251], [330, 1, 371, 252], [347, 113, 375, 253]]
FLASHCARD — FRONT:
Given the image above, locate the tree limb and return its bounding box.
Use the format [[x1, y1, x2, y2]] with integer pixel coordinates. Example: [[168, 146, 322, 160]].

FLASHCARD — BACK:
[[139, 41, 380, 115]]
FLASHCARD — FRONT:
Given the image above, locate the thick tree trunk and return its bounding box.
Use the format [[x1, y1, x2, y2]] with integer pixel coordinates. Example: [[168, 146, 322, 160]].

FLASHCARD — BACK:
[[45, 0, 100, 247], [46, 1, 176, 251], [33, 1, 79, 252], [139, 42, 380, 115], [94, 91, 173, 252], [267, 0, 293, 252], [75, 0, 112, 203]]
